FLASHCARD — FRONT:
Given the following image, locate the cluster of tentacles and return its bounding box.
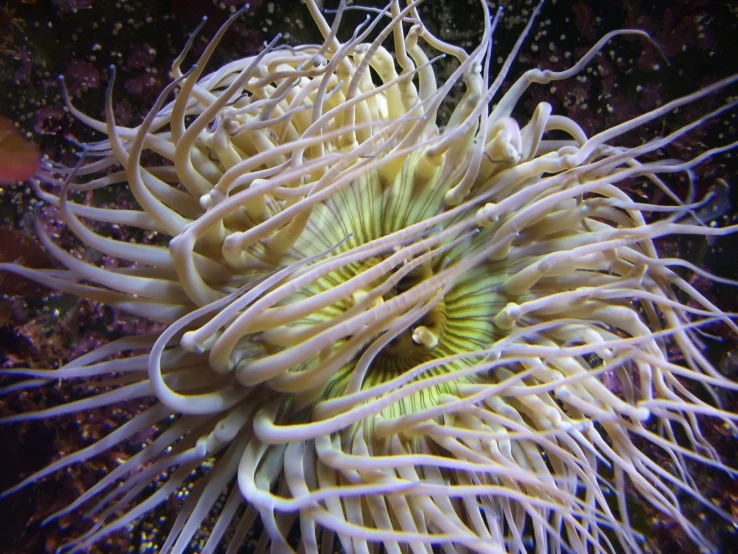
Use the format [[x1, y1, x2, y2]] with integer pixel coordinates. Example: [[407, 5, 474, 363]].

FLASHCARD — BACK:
[[1, 1, 737, 553]]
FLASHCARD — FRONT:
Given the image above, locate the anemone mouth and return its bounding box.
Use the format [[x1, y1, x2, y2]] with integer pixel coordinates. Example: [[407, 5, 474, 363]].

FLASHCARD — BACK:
[[1, 1, 738, 553]]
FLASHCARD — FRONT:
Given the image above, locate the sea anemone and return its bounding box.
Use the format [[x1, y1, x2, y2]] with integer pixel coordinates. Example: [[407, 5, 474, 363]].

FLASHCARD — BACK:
[[1, 0, 737, 553]]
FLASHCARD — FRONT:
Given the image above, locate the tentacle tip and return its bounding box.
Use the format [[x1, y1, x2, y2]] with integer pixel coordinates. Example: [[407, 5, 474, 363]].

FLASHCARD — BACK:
[[40, 516, 54, 528], [634, 407, 651, 422]]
